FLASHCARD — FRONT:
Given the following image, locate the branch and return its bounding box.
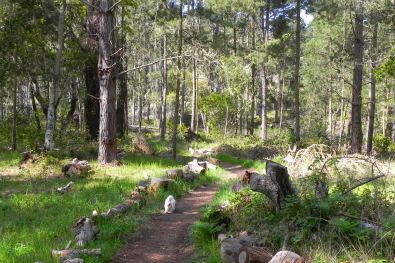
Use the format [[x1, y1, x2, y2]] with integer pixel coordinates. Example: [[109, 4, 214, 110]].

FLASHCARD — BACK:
[[343, 174, 386, 195], [109, 0, 122, 11], [115, 54, 191, 77]]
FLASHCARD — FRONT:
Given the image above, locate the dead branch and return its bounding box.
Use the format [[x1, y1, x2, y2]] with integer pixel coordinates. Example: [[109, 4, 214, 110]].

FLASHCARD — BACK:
[[342, 174, 386, 195]]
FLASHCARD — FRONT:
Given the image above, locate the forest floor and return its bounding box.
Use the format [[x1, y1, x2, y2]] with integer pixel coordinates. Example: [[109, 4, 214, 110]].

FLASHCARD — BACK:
[[112, 162, 246, 263]]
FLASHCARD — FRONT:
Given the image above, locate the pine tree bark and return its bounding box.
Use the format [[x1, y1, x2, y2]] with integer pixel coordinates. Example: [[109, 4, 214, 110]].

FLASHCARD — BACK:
[[350, 0, 364, 153], [172, 0, 183, 159], [293, 0, 301, 142], [116, 3, 127, 137], [259, 2, 269, 141], [44, 0, 66, 150], [98, 0, 117, 164], [366, 16, 378, 155], [191, 48, 198, 133], [160, 35, 167, 141], [85, 0, 100, 140]]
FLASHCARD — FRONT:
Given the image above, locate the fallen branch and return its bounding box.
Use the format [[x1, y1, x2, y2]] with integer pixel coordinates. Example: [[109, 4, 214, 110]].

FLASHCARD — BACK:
[[56, 181, 73, 194], [52, 248, 101, 259], [342, 174, 386, 195]]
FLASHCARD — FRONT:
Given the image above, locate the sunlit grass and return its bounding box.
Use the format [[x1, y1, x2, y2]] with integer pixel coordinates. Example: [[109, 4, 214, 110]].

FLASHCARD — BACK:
[[0, 151, 223, 263]]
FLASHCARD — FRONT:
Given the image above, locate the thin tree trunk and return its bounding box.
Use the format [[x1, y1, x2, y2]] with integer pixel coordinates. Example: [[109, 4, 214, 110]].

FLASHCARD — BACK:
[[328, 84, 333, 140], [172, 0, 183, 159], [293, 0, 301, 142], [366, 18, 378, 155], [12, 79, 17, 151], [279, 73, 284, 129], [191, 48, 198, 133], [98, 0, 117, 164], [350, 0, 364, 153], [250, 17, 256, 136], [116, 3, 127, 137], [392, 82, 395, 142], [160, 35, 167, 141], [30, 83, 41, 130], [260, 2, 270, 141], [44, 0, 66, 150], [181, 61, 186, 123], [61, 80, 77, 136]]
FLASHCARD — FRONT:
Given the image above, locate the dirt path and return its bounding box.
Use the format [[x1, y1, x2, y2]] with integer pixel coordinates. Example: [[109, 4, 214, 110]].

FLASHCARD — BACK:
[[112, 163, 246, 263]]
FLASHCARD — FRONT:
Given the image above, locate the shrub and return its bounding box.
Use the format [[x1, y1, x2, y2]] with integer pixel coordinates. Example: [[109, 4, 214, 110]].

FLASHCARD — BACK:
[[373, 135, 391, 154]]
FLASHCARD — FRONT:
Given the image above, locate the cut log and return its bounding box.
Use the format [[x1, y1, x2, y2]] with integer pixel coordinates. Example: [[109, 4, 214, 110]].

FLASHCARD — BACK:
[[238, 247, 273, 263], [52, 248, 101, 260], [62, 158, 91, 177], [148, 178, 175, 192], [73, 217, 98, 246], [182, 172, 197, 182], [166, 169, 183, 179], [198, 161, 217, 170], [220, 237, 243, 263], [102, 202, 132, 218], [268, 251, 303, 263], [245, 161, 295, 211], [137, 179, 150, 191], [63, 258, 84, 263], [187, 159, 206, 175], [56, 181, 73, 194], [133, 135, 155, 155]]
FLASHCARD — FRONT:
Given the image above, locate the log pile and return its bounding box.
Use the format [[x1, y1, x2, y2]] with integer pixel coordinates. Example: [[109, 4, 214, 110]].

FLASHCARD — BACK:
[[62, 158, 91, 177]]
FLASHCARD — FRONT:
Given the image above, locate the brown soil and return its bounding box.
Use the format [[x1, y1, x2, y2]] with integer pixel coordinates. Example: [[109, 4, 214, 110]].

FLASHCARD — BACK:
[[112, 162, 246, 263]]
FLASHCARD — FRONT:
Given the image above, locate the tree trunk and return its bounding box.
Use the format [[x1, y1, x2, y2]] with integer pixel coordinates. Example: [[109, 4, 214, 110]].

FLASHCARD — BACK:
[[249, 17, 256, 136], [191, 48, 198, 133], [260, 2, 269, 141], [98, 0, 117, 164], [44, 0, 66, 150], [350, 0, 364, 153], [29, 82, 41, 130], [12, 78, 17, 151], [172, 0, 183, 159], [61, 79, 78, 136], [116, 3, 127, 137], [293, 0, 301, 142], [181, 61, 186, 123], [366, 17, 378, 155], [160, 35, 167, 141], [84, 0, 100, 140]]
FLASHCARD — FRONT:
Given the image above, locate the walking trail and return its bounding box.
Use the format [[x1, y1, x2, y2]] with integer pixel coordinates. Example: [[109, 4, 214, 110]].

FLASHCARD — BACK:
[[112, 163, 247, 263]]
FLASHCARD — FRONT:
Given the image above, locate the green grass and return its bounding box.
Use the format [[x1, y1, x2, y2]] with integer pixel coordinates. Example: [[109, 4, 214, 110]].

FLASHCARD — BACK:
[[0, 152, 222, 263], [215, 153, 266, 171]]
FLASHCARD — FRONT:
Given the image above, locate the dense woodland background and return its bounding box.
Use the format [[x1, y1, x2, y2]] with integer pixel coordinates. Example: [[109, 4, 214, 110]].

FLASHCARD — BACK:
[[0, 0, 394, 160]]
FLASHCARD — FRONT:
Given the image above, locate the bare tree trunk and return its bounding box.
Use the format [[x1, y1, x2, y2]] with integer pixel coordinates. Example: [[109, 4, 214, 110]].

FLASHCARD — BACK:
[[160, 35, 167, 141], [12, 79, 17, 151], [116, 3, 127, 137], [61, 79, 78, 136], [367, 17, 377, 155], [350, 0, 364, 153], [293, 0, 301, 142], [85, 0, 100, 140], [30, 83, 41, 130], [191, 48, 198, 133], [250, 17, 256, 136], [44, 0, 66, 150], [260, 2, 269, 141], [392, 82, 395, 142], [172, 0, 183, 159], [328, 85, 333, 140], [181, 61, 186, 123], [279, 73, 284, 129], [98, 0, 117, 164]]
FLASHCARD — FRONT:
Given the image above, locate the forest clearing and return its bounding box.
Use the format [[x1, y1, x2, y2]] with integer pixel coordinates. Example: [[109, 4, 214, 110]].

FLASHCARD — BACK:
[[0, 0, 395, 262]]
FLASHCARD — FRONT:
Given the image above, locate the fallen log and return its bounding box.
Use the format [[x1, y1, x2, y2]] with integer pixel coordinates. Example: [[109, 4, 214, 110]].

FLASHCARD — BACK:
[[73, 217, 98, 246], [198, 161, 217, 170], [149, 178, 175, 192], [268, 250, 303, 263], [63, 258, 84, 263], [187, 159, 206, 175], [166, 169, 184, 179], [52, 248, 101, 260], [238, 246, 273, 263], [56, 181, 73, 194], [220, 233, 261, 263]]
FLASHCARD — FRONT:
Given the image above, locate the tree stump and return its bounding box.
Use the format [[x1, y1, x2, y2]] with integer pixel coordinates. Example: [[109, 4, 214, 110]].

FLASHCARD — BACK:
[[238, 247, 273, 263], [268, 251, 303, 263], [245, 161, 295, 211], [187, 159, 206, 175]]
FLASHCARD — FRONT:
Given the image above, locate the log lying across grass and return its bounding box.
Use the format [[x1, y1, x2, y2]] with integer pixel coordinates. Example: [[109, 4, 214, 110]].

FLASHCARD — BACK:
[[56, 181, 73, 194], [52, 248, 101, 260], [238, 247, 273, 263]]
